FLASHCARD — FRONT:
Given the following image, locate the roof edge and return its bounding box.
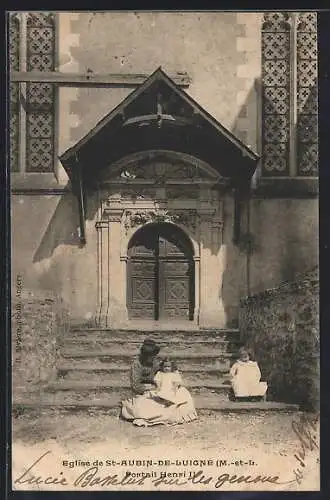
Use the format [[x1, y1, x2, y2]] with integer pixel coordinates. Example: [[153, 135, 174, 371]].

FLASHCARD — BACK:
[[60, 67, 260, 166]]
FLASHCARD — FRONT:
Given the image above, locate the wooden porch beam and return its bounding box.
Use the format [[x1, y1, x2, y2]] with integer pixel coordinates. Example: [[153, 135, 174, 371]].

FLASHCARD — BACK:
[[10, 71, 191, 88]]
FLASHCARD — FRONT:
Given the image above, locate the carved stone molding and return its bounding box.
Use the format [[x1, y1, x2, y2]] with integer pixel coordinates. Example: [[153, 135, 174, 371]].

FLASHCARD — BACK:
[[101, 150, 222, 183], [115, 162, 215, 184], [212, 219, 224, 229], [121, 187, 156, 200], [105, 209, 124, 223], [211, 219, 224, 247], [197, 208, 216, 221], [123, 208, 197, 232], [166, 185, 199, 199], [95, 220, 109, 230]]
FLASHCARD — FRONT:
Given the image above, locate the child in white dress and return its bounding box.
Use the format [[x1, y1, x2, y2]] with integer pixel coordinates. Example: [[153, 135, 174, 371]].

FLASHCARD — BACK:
[[131, 358, 197, 426], [230, 347, 267, 400], [150, 358, 193, 406]]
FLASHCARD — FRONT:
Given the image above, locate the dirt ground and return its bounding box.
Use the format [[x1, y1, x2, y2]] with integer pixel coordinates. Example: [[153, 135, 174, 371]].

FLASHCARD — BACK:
[[12, 410, 320, 492]]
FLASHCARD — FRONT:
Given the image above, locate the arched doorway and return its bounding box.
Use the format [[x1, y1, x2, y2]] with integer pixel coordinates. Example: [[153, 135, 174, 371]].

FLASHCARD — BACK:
[[127, 223, 195, 321]]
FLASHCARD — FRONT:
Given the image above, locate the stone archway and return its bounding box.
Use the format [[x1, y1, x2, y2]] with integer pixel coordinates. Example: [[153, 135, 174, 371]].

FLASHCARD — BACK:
[[127, 223, 195, 321], [94, 150, 226, 328]]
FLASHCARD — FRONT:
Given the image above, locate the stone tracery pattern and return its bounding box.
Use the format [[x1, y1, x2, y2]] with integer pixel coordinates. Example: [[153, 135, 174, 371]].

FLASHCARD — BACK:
[[261, 12, 291, 175], [9, 13, 20, 172], [26, 12, 56, 172], [296, 12, 318, 176]]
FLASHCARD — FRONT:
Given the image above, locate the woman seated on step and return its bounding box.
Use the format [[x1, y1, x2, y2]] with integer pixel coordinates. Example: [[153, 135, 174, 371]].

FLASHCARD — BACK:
[[121, 339, 197, 426], [229, 347, 268, 401]]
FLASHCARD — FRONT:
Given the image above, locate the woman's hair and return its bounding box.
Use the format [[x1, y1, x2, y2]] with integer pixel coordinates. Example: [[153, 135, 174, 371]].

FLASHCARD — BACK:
[[238, 346, 254, 359], [160, 358, 178, 372], [140, 338, 160, 358]]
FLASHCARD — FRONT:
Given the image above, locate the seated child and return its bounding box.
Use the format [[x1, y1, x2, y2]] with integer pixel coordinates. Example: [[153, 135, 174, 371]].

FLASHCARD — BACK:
[[150, 358, 190, 406], [230, 347, 267, 400]]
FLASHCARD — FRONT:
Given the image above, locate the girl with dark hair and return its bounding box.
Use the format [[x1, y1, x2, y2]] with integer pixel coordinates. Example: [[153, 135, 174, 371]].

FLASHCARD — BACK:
[[130, 338, 162, 395]]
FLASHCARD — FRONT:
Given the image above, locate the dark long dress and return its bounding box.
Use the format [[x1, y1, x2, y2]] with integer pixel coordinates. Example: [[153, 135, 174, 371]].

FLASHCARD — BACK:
[[130, 356, 162, 395]]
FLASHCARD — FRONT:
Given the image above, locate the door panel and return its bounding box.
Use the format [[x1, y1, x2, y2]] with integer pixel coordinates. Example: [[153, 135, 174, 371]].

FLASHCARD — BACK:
[[127, 224, 194, 321], [159, 259, 191, 320], [129, 260, 157, 319]]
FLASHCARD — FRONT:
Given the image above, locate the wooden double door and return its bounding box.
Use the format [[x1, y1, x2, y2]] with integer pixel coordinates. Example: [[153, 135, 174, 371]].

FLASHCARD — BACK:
[[127, 223, 194, 320]]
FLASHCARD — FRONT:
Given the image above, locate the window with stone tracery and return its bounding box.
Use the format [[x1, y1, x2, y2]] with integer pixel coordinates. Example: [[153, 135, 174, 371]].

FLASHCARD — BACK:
[[261, 11, 318, 177], [8, 12, 57, 173], [9, 13, 20, 172], [296, 13, 318, 176]]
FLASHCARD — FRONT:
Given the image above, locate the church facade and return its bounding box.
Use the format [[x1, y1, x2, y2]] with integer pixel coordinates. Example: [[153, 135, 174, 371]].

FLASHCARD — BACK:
[[10, 11, 319, 329]]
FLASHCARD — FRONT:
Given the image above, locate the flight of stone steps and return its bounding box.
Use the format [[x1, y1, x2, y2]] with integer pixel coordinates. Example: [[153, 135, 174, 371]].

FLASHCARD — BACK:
[[28, 327, 298, 413]]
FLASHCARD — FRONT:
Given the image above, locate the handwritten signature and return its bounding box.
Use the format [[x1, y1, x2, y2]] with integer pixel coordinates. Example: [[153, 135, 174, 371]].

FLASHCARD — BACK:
[[14, 451, 287, 489], [291, 412, 319, 484]]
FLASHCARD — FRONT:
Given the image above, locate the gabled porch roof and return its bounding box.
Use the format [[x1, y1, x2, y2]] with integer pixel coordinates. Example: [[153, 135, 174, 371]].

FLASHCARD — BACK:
[[60, 67, 259, 184], [59, 67, 259, 245]]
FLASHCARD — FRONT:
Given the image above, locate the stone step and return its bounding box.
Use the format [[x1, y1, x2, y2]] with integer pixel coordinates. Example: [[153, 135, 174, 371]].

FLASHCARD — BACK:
[[47, 379, 231, 392], [62, 339, 239, 355], [58, 356, 231, 372], [44, 379, 231, 403], [66, 328, 240, 344], [61, 346, 234, 359], [37, 390, 230, 404], [60, 351, 233, 371], [12, 395, 299, 415], [57, 361, 231, 373], [57, 365, 231, 384], [70, 325, 239, 332]]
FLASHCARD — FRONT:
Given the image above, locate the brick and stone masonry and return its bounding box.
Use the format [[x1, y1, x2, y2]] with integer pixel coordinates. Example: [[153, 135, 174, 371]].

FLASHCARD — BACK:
[[12, 289, 69, 403], [239, 267, 319, 411]]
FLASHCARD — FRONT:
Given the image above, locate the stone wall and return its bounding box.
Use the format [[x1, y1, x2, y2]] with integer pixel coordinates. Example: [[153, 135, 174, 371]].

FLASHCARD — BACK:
[[248, 198, 319, 295], [239, 267, 319, 410], [58, 12, 262, 154], [11, 192, 99, 323], [12, 288, 69, 402], [11, 13, 318, 324]]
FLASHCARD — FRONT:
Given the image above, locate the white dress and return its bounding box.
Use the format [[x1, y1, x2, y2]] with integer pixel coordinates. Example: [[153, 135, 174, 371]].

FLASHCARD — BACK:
[[152, 371, 189, 404], [230, 360, 268, 397], [121, 370, 197, 426]]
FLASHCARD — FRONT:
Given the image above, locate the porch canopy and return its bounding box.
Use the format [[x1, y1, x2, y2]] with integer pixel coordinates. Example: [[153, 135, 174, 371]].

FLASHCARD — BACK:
[[60, 67, 260, 243]]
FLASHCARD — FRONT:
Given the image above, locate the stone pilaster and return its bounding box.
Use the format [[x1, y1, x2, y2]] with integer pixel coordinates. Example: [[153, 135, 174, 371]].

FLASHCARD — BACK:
[[107, 209, 128, 327], [198, 210, 217, 327], [95, 220, 110, 326]]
